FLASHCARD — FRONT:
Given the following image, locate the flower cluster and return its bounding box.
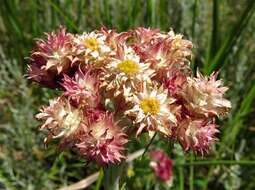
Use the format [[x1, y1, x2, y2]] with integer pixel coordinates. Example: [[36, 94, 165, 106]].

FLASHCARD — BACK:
[[28, 27, 231, 165]]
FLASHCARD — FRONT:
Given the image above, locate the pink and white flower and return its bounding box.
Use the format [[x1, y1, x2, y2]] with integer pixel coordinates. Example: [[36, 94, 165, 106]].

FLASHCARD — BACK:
[[28, 27, 77, 87], [125, 84, 177, 136], [36, 97, 84, 146], [61, 68, 100, 108], [181, 71, 231, 117], [150, 149, 173, 182], [177, 118, 218, 154], [103, 45, 154, 97], [75, 111, 128, 165], [73, 31, 111, 64]]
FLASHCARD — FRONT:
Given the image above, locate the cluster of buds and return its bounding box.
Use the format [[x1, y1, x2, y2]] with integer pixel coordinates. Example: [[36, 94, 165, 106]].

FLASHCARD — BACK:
[[28, 27, 231, 165]]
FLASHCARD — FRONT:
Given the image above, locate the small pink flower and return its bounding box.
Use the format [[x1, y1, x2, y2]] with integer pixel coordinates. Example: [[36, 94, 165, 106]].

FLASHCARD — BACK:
[[133, 30, 192, 68], [181, 71, 231, 117], [150, 149, 173, 182], [36, 97, 84, 147], [177, 118, 218, 154], [61, 68, 101, 108], [28, 27, 77, 87], [75, 111, 128, 165]]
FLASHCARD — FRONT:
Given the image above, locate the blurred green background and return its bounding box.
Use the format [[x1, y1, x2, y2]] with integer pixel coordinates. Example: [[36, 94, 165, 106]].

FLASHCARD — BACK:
[[0, 0, 255, 189]]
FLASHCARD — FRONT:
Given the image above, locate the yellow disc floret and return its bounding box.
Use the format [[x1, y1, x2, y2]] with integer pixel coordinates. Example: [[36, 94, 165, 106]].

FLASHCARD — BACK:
[[117, 60, 140, 75], [140, 98, 160, 114], [84, 37, 99, 51]]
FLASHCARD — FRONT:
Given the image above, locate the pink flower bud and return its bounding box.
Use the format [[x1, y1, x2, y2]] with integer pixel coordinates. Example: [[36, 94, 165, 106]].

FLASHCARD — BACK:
[[150, 149, 173, 182]]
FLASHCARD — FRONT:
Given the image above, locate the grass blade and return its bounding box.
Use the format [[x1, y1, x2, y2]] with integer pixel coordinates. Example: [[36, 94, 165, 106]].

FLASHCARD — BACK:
[[189, 153, 194, 190], [203, 0, 255, 74], [178, 166, 184, 190], [205, 0, 219, 65], [191, 0, 199, 38], [47, 0, 80, 32]]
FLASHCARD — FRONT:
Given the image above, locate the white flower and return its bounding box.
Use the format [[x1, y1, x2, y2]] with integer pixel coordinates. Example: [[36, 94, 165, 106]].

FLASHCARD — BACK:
[[103, 46, 154, 97], [74, 31, 111, 61], [125, 84, 176, 136]]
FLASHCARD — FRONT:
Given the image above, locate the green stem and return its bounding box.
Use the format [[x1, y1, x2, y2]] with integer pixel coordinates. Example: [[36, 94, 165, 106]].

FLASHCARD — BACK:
[[178, 166, 184, 190], [189, 153, 194, 190], [177, 160, 255, 166], [103, 164, 123, 190], [141, 132, 157, 157], [94, 168, 104, 190]]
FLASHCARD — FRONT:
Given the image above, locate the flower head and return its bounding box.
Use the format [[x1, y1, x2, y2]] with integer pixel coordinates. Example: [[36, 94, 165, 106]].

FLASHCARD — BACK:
[[177, 118, 218, 154], [181, 71, 231, 117], [132, 30, 192, 82], [36, 97, 83, 146], [29, 27, 232, 163], [125, 84, 176, 136], [28, 27, 76, 87], [75, 111, 128, 165], [74, 31, 111, 65], [61, 69, 100, 108], [150, 149, 173, 182], [133, 30, 192, 67], [103, 46, 154, 97]]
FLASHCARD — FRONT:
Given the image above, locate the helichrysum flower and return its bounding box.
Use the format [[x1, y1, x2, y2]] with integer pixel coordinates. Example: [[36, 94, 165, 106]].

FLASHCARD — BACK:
[[73, 31, 111, 64], [61, 68, 100, 108], [28, 27, 76, 87], [181, 71, 231, 117], [75, 111, 128, 165], [150, 149, 173, 182], [132, 29, 192, 67], [125, 84, 177, 136], [148, 34, 192, 71], [103, 45, 154, 97], [36, 97, 84, 146], [177, 118, 218, 154]]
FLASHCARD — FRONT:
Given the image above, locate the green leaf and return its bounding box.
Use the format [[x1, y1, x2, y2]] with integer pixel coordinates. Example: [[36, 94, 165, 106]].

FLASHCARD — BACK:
[[47, 0, 80, 32]]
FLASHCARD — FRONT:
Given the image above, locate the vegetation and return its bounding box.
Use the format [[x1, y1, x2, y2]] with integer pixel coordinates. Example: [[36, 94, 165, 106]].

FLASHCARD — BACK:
[[0, 0, 255, 189]]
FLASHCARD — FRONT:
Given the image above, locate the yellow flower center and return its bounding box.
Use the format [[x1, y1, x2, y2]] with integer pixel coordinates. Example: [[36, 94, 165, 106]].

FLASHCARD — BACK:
[[140, 98, 160, 114], [117, 60, 140, 75], [84, 37, 99, 51]]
